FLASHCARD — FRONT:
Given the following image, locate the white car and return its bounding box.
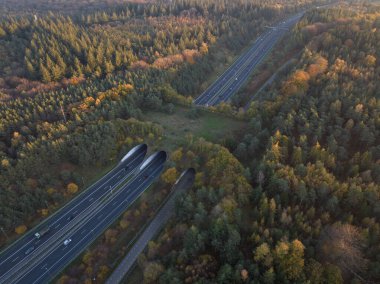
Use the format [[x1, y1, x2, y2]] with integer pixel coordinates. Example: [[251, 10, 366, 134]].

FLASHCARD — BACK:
[[63, 238, 72, 246]]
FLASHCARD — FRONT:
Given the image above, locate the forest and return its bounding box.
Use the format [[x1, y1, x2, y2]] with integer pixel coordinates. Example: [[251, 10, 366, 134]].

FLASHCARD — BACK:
[[1, 0, 380, 283], [127, 3, 380, 284], [0, 0, 320, 245]]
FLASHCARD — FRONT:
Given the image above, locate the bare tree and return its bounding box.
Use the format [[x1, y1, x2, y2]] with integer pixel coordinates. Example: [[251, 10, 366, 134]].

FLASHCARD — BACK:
[[318, 224, 368, 281]]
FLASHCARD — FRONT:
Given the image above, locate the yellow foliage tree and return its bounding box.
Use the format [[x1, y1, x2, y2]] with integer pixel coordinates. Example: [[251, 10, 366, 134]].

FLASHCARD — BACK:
[[15, 225, 27, 235], [161, 167, 178, 184], [1, 159, 10, 168], [282, 70, 310, 96], [40, 209, 49, 217], [365, 54, 376, 67], [47, 187, 55, 195], [67, 182, 79, 195], [200, 42, 209, 55], [119, 219, 130, 229], [171, 148, 183, 163], [275, 239, 305, 280]]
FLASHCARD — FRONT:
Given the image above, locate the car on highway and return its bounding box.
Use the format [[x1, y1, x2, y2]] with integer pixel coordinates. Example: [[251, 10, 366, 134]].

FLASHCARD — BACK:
[[34, 226, 50, 239], [25, 246, 35, 255], [63, 239, 72, 246]]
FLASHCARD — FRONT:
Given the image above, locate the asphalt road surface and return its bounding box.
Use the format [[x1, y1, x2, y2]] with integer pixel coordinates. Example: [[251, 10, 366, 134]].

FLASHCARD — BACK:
[[106, 168, 195, 284], [0, 146, 167, 283], [194, 12, 304, 107], [0, 144, 147, 277]]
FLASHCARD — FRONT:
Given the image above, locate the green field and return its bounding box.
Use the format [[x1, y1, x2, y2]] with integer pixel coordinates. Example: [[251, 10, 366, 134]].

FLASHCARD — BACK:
[[143, 106, 246, 151]]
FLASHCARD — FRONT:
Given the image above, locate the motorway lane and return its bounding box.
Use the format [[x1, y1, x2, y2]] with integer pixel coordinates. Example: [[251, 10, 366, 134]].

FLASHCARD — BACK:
[[210, 15, 302, 106], [106, 168, 196, 284], [193, 31, 273, 105], [0, 144, 148, 280], [210, 32, 280, 106], [194, 13, 304, 107], [207, 31, 277, 106], [8, 151, 167, 284]]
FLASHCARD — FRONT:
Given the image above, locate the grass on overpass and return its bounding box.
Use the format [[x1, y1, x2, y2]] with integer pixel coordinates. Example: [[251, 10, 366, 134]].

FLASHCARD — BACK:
[[143, 106, 247, 150]]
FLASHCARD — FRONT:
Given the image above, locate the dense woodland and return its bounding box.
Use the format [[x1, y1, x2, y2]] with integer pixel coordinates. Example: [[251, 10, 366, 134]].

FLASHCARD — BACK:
[[121, 4, 379, 284], [0, 0, 322, 247], [1, 0, 380, 283]]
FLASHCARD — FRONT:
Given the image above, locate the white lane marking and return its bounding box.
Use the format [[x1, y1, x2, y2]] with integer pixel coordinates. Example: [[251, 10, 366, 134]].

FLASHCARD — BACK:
[[12, 257, 19, 263], [54, 224, 60, 229], [32, 165, 163, 283], [0, 151, 146, 278], [15, 162, 159, 284]]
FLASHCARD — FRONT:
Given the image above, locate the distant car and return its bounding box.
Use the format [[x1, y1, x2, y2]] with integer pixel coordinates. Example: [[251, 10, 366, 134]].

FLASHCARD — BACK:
[[25, 246, 35, 255], [63, 239, 72, 246], [67, 214, 75, 221], [235, 77, 238, 80]]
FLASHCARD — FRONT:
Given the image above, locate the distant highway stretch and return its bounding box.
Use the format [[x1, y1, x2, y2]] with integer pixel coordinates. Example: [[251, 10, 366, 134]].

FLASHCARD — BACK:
[[194, 12, 304, 107], [0, 145, 167, 284]]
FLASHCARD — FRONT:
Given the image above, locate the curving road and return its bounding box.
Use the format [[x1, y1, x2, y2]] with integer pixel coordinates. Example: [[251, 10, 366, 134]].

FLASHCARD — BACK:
[[194, 12, 304, 107], [0, 146, 167, 283]]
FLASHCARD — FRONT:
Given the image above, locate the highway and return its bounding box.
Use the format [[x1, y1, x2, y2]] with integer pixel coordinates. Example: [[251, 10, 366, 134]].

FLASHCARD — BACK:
[[0, 145, 166, 283], [106, 168, 195, 284], [0, 144, 147, 276], [194, 12, 304, 107]]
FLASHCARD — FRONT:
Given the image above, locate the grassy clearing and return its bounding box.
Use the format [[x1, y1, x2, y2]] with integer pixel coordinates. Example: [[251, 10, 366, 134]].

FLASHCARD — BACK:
[[143, 106, 247, 151]]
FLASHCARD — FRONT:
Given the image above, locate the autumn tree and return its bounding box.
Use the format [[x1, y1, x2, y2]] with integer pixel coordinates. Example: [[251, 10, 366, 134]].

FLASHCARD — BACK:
[[67, 183, 79, 195], [161, 167, 178, 184]]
